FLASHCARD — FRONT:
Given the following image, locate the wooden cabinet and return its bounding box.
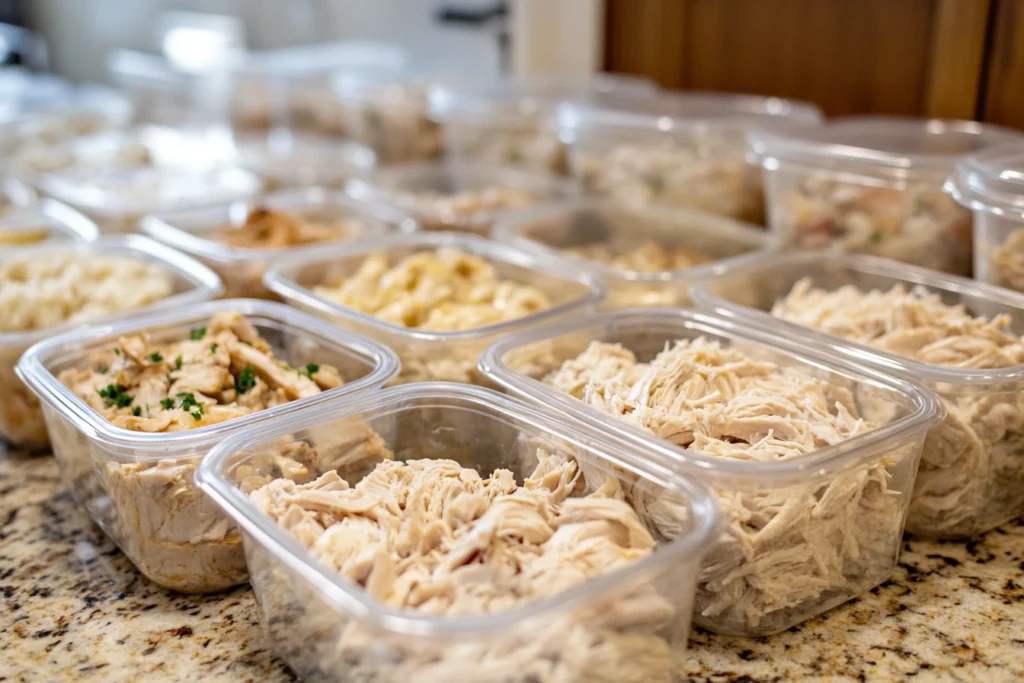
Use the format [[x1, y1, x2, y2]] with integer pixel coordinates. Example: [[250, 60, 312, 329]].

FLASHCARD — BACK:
[[606, 0, 1021, 126]]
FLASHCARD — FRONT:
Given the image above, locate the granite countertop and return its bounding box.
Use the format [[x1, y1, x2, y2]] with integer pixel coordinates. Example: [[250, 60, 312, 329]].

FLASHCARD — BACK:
[[1, 446, 1023, 682]]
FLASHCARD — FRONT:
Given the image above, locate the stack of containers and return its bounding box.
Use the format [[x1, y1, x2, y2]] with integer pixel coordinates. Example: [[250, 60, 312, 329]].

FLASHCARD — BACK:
[[752, 116, 1024, 275], [557, 91, 823, 224]]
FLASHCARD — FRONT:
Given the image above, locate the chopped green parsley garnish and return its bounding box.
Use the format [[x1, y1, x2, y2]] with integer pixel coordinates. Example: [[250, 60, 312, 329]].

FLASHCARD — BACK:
[[235, 365, 256, 394], [242, 340, 253, 347], [149, 352, 163, 362], [177, 392, 198, 411], [131, 406, 142, 417], [189, 326, 207, 341], [210, 344, 218, 354], [174, 355, 182, 370], [869, 230, 884, 245], [299, 363, 320, 377], [159, 398, 175, 410], [98, 367, 108, 375], [113, 348, 121, 356], [98, 384, 132, 408], [191, 409, 203, 422]]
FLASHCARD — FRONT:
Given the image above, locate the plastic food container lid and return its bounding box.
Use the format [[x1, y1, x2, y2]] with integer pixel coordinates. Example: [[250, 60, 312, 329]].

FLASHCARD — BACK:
[[0, 234, 222, 349], [947, 146, 1024, 220], [753, 116, 1024, 183], [16, 298, 400, 454]]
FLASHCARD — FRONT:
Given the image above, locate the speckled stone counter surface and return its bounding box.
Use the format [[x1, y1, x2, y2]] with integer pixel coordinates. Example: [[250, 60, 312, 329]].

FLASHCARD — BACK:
[[2, 447, 1023, 683]]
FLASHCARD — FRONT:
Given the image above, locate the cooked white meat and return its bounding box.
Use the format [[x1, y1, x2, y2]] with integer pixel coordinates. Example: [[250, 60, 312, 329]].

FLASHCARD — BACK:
[[546, 338, 906, 634], [774, 278, 1024, 537], [56, 311, 345, 592], [988, 230, 1024, 293], [567, 240, 710, 274], [211, 206, 357, 250]]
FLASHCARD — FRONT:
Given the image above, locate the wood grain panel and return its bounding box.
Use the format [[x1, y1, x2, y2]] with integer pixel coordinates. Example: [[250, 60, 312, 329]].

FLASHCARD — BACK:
[[924, 0, 991, 119], [983, 0, 1024, 129]]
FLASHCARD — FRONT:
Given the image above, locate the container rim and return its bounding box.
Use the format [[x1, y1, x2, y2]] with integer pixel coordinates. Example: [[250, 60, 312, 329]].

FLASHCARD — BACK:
[[16, 298, 400, 454], [690, 249, 1024, 386], [140, 186, 419, 264], [479, 307, 943, 483], [263, 231, 606, 343], [195, 381, 721, 636], [0, 234, 223, 348], [0, 199, 101, 246], [946, 145, 1024, 220], [491, 198, 769, 284], [0, 176, 38, 209]]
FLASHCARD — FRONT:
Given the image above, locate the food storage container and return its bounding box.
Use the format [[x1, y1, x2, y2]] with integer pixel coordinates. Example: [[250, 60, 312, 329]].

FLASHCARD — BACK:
[[0, 234, 221, 450], [16, 298, 399, 592], [195, 381, 720, 682], [428, 74, 657, 174], [231, 131, 376, 190], [480, 307, 940, 636], [38, 126, 262, 233], [559, 92, 822, 223], [754, 116, 1024, 275], [947, 147, 1024, 292], [265, 231, 604, 385], [346, 161, 578, 234], [0, 199, 99, 250], [141, 187, 416, 299], [691, 250, 1024, 538], [0, 177, 37, 215], [107, 49, 205, 125], [493, 199, 768, 307]]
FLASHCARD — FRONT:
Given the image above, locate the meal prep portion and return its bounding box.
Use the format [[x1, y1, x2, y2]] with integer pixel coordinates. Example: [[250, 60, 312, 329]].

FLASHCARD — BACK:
[[211, 206, 358, 249], [773, 279, 1024, 536], [334, 75, 442, 163], [53, 312, 344, 592], [567, 241, 709, 273], [544, 336, 904, 634]]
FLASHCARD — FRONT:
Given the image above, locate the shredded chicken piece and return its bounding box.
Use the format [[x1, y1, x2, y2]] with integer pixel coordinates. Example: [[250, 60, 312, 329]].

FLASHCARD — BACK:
[[546, 338, 906, 634], [989, 229, 1024, 293], [338, 83, 441, 163], [398, 185, 538, 232], [211, 206, 356, 250], [54, 312, 344, 592], [774, 279, 1024, 536]]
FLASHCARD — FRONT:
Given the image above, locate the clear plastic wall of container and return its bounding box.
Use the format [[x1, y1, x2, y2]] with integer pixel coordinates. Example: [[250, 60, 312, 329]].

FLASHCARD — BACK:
[[0, 235, 222, 449], [264, 231, 604, 385], [947, 147, 1024, 292], [691, 250, 1024, 538], [195, 382, 720, 682], [346, 161, 578, 234], [559, 91, 823, 224], [493, 199, 768, 307], [0, 68, 74, 122], [428, 74, 658, 175], [754, 116, 1024, 275], [230, 131, 376, 190], [15, 299, 399, 592], [0, 199, 99, 251], [479, 308, 940, 635], [0, 177, 37, 217], [107, 50, 205, 125], [141, 187, 416, 299]]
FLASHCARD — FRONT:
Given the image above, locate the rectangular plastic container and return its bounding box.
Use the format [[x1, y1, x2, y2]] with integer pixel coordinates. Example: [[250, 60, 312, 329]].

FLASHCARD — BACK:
[[230, 131, 376, 190], [0, 199, 99, 251], [691, 250, 1024, 539], [754, 116, 1024, 276], [345, 161, 578, 234], [559, 92, 822, 224], [195, 382, 720, 682], [16, 299, 399, 592], [265, 231, 604, 385], [480, 308, 940, 635], [947, 147, 1024, 292], [492, 199, 768, 308], [107, 49, 204, 125], [141, 187, 415, 299], [0, 234, 221, 450], [428, 74, 658, 175]]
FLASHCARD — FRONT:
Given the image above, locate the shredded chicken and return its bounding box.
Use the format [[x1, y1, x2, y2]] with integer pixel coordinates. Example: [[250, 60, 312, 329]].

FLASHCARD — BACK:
[[338, 83, 442, 163], [773, 279, 1024, 536], [211, 206, 357, 250], [545, 338, 907, 634], [250, 436, 679, 682], [397, 185, 539, 233], [989, 229, 1024, 293], [568, 240, 710, 273], [54, 312, 344, 592]]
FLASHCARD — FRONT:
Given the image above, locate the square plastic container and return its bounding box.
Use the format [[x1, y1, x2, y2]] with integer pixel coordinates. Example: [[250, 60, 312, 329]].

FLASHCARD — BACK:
[[230, 130, 376, 190], [0, 234, 222, 450], [558, 92, 822, 224], [141, 187, 416, 299], [428, 74, 658, 174], [691, 250, 1024, 538], [0, 199, 99, 250], [16, 298, 399, 592], [754, 116, 1024, 275], [947, 147, 1024, 292], [194, 382, 720, 682], [265, 231, 604, 385], [480, 308, 940, 635], [345, 161, 578, 234], [492, 199, 768, 307]]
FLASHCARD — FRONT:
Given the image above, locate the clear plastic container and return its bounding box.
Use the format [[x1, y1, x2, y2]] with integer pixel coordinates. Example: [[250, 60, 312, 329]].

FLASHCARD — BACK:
[[141, 187, 416, 299], [479, 308, 940, 635], [0, 177, 37, 215], [265, 231, 604, 385], [0, 234, 222, 450], [754, 116, 1024, 275], [947, 147, 1024, 292], [492, 199, 768, 307], [194, 381, 720, 682], [428, 74, 658, 174], [107, 50, 204, 125], [346, 161, 578, 234], [691, 250, 1024, 538], [559, 92, 822, 223], [230, 130, 376, 190], [16, 298, 399, 592], [0, 199, 99, 250]]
